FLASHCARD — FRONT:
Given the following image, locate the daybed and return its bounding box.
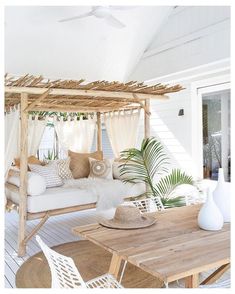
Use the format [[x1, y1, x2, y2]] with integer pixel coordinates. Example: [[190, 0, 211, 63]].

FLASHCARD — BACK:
[[5, 74, 183, 256]]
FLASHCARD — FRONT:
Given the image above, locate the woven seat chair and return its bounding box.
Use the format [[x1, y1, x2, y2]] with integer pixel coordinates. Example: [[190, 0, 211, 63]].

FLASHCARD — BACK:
[[36, 235, 123, 289]]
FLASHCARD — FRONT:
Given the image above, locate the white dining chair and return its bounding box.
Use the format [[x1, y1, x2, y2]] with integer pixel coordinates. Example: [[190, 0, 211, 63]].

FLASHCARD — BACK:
[[130, 196, 165, 213], [119, 196, 164, 283], [36, 235, 123, 288]]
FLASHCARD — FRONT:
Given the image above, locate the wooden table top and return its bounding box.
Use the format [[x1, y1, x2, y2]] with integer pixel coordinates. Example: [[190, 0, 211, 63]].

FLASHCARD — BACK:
[[72, 205, 230, 283]]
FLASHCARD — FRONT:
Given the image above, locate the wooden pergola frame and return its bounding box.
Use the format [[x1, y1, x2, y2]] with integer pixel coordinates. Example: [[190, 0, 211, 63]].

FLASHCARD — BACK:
[[5, 74, 184, 256]]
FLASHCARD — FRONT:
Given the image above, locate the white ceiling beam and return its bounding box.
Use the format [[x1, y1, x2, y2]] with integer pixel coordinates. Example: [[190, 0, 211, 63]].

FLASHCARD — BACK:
[[143, 18, 230, 59]]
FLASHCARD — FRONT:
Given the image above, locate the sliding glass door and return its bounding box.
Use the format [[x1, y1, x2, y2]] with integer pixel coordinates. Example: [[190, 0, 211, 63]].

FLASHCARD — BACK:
[[201, 87, 230, 181]]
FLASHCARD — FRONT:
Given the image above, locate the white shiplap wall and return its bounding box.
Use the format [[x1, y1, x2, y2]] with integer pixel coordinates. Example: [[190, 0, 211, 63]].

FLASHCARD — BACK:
[[137, 83, 194, 175]]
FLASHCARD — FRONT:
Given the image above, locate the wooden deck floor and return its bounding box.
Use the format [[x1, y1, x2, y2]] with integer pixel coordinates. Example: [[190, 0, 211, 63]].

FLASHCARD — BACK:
[[5, 208, 106, 288]]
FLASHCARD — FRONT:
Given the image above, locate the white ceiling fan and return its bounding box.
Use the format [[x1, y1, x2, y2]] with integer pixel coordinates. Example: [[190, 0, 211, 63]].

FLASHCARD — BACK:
[[58, 6, 131, 29]]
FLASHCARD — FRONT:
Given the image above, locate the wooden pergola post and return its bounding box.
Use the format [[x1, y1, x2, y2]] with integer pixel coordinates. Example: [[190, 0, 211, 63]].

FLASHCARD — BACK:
[[144, 99, 150, 138], [97, 112, 102, 152], [18, 92, 28, 256]]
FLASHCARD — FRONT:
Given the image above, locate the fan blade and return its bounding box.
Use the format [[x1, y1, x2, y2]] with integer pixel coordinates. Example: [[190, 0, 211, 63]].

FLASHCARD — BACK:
[[105, 14, 126, 28], [58, 11, 93, 23]]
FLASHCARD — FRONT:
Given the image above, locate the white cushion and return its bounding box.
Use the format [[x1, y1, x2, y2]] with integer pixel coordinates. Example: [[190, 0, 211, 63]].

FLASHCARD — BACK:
[[6, 180, 146, 213], [29, 163, 63, 188], [7, 172, 46, 196], [7, 186, 97, 213]]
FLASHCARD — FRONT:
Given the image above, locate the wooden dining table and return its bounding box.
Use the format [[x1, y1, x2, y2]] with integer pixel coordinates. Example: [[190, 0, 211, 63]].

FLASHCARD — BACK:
[[72, 204, 230, 288]]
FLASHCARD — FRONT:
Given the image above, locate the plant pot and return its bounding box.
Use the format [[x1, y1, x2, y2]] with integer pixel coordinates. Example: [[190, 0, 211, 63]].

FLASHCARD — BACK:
[[213, 168, 231, 223]]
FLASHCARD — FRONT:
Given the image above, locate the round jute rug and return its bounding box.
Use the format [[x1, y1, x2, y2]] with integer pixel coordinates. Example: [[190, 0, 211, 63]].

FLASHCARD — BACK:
[[16, 240, 163, 288]]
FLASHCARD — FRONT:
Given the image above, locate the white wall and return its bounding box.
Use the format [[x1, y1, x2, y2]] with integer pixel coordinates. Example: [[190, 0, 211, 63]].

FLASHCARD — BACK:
[[137, 81, 194, 173], [130, 6, 230, 81]]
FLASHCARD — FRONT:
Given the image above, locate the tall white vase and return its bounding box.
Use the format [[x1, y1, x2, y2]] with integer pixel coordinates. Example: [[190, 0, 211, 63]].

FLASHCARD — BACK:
[[198, 190, 224, 231], [213, 168, 231, 222]]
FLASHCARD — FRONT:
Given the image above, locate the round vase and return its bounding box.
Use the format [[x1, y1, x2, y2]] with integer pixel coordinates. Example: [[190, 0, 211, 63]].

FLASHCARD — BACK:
[[213, 168, 231, 222], [198, 190, 224, 231]]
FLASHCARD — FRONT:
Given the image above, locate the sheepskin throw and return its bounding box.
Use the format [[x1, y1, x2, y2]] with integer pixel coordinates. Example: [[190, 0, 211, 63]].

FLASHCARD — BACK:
[[63, 178, 127, 210]]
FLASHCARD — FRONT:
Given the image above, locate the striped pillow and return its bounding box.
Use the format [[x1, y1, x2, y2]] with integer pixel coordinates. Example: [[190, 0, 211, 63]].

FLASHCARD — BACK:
[[29, 163, 63, 188]]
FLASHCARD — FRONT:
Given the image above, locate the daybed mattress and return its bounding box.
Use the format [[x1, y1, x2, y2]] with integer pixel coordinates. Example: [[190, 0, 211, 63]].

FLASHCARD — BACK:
[[6, 180, 145, 213]]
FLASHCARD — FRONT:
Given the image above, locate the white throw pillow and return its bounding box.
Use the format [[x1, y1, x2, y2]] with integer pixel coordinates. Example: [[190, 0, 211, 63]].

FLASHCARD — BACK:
[[89, 158, 113, 179], [29, 163, 63, 188], [7, 172, 46, 196]]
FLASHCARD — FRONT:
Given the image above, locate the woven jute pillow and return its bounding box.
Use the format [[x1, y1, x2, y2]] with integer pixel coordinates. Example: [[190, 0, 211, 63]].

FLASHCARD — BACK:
[[68, 150, 103, 179]]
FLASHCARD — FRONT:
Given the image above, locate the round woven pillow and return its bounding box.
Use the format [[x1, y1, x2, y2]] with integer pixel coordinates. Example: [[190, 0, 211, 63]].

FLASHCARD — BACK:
[[89, 158, 113, 179]]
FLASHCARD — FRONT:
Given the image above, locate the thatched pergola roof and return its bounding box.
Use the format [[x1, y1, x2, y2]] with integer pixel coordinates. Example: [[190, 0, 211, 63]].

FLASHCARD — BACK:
[[5, 74, 184, 113]]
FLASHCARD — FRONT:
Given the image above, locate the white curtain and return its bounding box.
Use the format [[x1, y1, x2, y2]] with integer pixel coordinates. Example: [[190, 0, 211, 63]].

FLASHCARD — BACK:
[[54, 115, 96, 153], [27, 115, 48, 156], [16, 114, 48, 157], [5, 107, 20, 178], [104, 109, 140, 158], [5, 111, 48, 177]]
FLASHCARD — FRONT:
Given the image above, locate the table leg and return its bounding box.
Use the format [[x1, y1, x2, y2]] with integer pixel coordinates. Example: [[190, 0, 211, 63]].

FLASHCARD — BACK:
[[200, 263, 230, 285], [108, 253, 122, 279], [185, 274, 199, 288]]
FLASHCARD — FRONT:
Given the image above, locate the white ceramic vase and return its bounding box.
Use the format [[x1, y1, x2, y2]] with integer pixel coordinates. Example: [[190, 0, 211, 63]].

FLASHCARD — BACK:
[[213, 168, 231, 222], [198, 190, 224, 231]]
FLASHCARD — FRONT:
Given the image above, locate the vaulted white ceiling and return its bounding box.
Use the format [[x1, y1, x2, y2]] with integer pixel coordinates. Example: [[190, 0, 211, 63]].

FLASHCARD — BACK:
[[5, 6, 173, 82]]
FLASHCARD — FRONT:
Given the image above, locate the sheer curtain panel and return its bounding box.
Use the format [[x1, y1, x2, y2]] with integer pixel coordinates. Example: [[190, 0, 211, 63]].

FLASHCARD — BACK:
[[104, 109, 140, 158], [16, 114, 48, 157], [5, 107, 20, 178], [28, 115, 48, 156], [54, 115, 96, 153]]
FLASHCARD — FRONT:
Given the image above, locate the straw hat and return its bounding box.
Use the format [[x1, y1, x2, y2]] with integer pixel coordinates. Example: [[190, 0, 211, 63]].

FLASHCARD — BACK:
[[99, 205, 156, 229]]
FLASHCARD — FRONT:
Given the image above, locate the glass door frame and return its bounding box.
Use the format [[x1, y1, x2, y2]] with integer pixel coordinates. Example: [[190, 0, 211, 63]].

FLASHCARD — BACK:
[[191, 75, 230, 180]]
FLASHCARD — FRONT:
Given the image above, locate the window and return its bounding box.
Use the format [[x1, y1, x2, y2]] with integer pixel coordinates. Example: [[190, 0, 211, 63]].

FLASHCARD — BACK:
[[202, 89, 230, 181]]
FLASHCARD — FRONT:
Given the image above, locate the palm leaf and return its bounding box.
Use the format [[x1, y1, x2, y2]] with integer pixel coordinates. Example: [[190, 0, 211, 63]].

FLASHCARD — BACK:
[[119, 137, 195, 209], [119, 137, 169, 194], [161, 196, 185, 208], [154, 168, 193, 198]]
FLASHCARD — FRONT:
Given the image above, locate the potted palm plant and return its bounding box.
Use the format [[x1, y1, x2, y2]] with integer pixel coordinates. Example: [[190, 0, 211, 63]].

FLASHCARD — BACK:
[[119, 137, 194, 208]]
